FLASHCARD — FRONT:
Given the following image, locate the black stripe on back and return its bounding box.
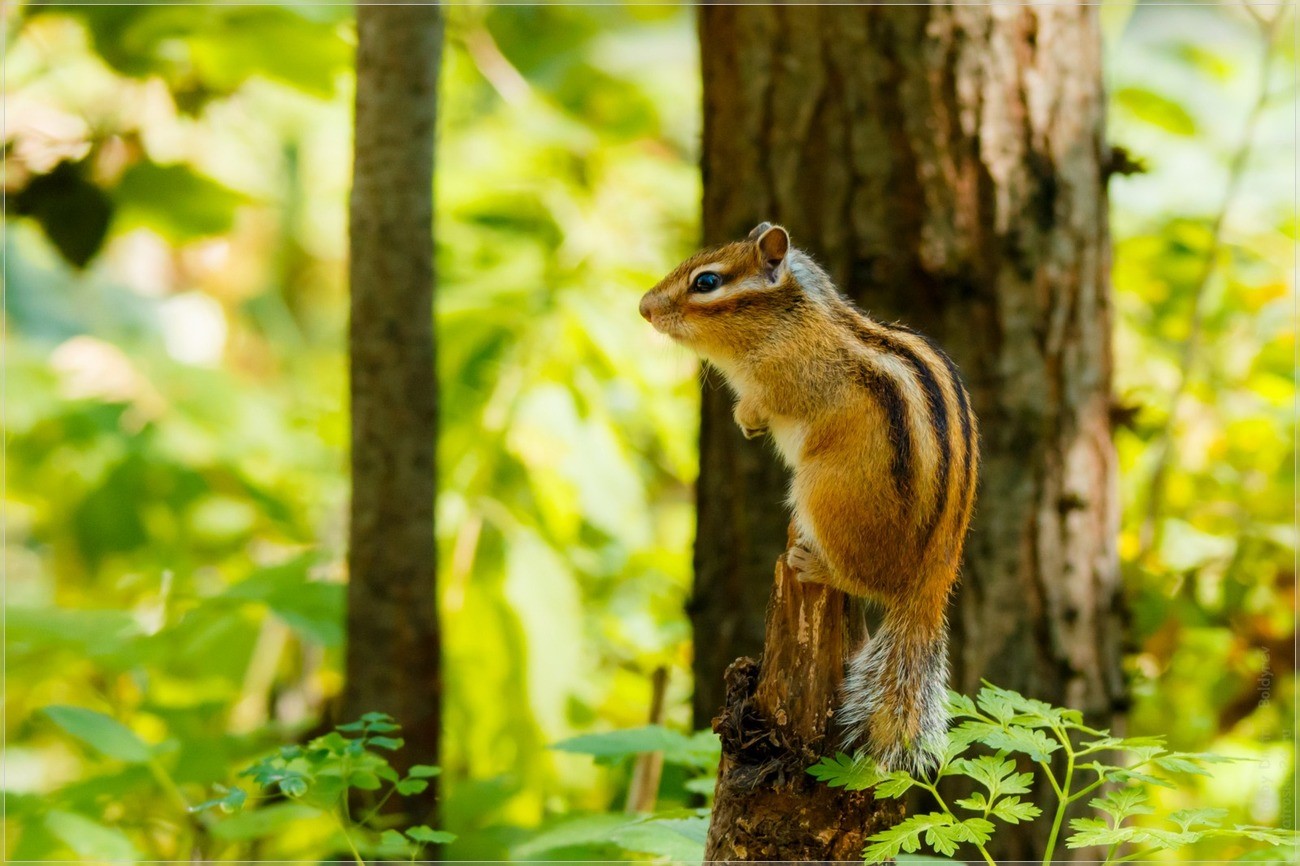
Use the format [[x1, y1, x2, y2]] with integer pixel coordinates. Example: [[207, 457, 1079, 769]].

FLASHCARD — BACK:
[[851, 362, 912, 498], [836, 306, 955, 532], [900, 318, 976, 510], [882, 329, 952, 539]]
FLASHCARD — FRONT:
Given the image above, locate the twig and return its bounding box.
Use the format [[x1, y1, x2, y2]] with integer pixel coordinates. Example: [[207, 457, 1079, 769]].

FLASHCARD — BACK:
[[625, 666, 669, 813], [461, 26, 531, 107]]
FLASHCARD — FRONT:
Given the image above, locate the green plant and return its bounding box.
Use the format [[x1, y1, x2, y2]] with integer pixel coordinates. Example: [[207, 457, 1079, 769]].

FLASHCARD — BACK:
[[808, 683, 1297, 865], [193, 713, 454, 864], [506, 725, 718, 861]]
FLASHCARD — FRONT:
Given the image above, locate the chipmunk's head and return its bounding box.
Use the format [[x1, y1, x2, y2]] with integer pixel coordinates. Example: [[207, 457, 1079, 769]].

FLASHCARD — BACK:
[[639, 222, 824, 361]]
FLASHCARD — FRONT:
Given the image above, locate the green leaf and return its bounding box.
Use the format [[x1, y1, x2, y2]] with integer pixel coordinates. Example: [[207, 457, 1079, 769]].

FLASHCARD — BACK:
[[407, 764, 442, 778], [975, 681, 1085, 728], [552, 725, 717, 768], [610, 817, 707, 862], [6, 607, 143, 664], [1105, 766, 1176, 789], [13, 160, 113, 268], [863, 813, 993, 862], [1115, 86, 1198, 136], [405, 825, 457, 844], [43, 706, 152, 763], [113, 160, 248, 242], [1133, 826, 1200, 850], [956, 818, 994, 846], [1089, 787, 1153, 822], [511, 813, 631, 858], [44, 810, 143, 861], [1066, 817, 1141, 849], [982, 726, 1060, 762], [367, 735, 404, 751], [396, 778, 429, 796], [223, 556, 344, 646], [313, 731, 349, 754], [684, 776, 716, 795], [208, 803, 319, 841], [945, 691, 979, 718], [934, 738, 970, 772], [646, 815, 710, 844], [301, 774, 345, 809], [807, 752, 886, 791], [279, 776, 308, 797], [1079, 734, 1166, 753], [347, 770, 382, 791], [950, 755, 1033, 800], [1153, 751, 1240, 776], [874, 771, 918, 799], [186, 7, 351, 98], [1169, 807, 1226, 831], [990, 796, 1042, 824], [191, 785, 247, 814], [949, 720, 997, 747], [377, 829, 412, 856], [1228, 826, 1300, 846]]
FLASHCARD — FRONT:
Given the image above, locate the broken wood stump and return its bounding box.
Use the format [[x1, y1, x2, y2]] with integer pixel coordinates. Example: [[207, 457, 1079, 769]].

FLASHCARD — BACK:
[[703, 527, 903, 861]]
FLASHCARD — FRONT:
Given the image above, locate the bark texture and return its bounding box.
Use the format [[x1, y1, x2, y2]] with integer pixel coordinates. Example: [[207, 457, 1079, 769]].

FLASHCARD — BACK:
[[696, 6, 1125, 859], [706, 527, 902, 861], [345, 4, 443, 825]]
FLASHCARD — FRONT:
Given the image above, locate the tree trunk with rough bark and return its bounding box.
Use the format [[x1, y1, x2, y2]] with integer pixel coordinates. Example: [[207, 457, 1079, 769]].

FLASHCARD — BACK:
[[345, 4, 444, 826], [694, 6, 1125, 859]]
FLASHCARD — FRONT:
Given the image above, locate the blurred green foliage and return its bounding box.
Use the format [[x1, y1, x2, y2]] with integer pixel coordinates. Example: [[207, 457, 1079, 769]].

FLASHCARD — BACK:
[[1104, 3, 1296, 843], [2, 2, 1292, 862]]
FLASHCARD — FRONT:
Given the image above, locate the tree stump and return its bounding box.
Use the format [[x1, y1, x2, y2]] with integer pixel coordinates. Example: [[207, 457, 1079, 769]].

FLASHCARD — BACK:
[[704, 526, 903, 861]]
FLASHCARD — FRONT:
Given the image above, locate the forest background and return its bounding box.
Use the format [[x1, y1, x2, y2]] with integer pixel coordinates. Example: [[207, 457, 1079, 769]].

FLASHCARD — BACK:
[[3, 2, 1295, 862]]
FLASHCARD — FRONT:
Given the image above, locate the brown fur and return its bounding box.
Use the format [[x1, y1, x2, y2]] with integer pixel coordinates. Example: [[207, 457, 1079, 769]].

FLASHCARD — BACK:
[[640, 224, 980, 772]]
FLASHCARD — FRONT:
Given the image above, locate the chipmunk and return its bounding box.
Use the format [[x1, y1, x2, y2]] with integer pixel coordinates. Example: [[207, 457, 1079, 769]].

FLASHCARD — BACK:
[[639, 223, 978, 774]]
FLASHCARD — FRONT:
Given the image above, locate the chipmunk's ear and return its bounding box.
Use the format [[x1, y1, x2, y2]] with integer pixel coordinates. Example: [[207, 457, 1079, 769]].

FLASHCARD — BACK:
[[755, 224, 789, 282], [746, 221, 773, 241]]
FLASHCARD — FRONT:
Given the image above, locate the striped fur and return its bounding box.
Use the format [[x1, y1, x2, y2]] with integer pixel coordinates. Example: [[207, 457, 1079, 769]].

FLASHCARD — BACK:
[[640, 224, 979, 774]]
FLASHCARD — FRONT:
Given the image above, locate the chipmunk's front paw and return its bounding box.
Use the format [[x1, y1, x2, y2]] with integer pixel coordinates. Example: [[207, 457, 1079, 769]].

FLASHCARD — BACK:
[[734, 400, 769, 440], [786, 545, 827, 583]]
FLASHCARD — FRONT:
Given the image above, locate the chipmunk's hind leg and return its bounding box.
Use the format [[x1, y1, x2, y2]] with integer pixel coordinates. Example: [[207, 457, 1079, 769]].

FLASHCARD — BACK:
[[786, 544, 862, 596]]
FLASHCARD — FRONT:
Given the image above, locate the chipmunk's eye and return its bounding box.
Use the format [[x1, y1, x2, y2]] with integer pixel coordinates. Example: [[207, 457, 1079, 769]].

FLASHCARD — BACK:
[[691, 272, 723, 293]]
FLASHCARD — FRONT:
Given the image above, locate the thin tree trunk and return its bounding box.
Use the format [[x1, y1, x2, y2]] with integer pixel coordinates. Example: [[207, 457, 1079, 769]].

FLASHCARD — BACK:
[[696, 6, 1125, 859], [345, 4, 443, 825]]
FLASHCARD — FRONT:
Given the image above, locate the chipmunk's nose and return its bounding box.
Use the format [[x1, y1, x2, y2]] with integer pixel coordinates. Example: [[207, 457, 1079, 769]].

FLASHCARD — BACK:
[[639, 293, 655, 322]]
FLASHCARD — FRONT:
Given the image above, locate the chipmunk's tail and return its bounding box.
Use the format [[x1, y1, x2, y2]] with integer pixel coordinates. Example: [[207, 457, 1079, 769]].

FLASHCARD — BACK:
[[837, 600, 950, 775]]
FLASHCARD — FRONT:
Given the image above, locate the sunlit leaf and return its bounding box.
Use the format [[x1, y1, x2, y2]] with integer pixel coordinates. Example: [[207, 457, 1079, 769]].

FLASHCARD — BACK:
[[114, 161, 248, 242], [44, 810, 143, 861], [1115, 87, 1197, 135], [43, 706, 152, 763], [208, 803, 320, 841], [406, 825, 457, 844]]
